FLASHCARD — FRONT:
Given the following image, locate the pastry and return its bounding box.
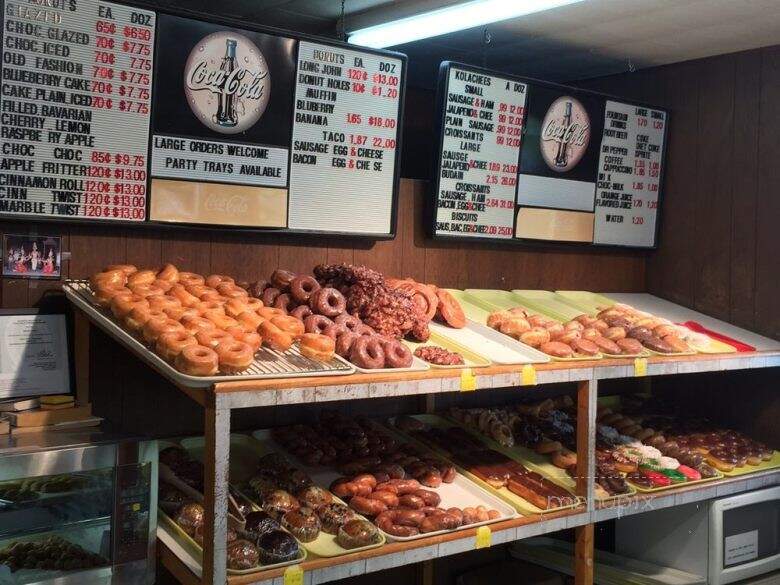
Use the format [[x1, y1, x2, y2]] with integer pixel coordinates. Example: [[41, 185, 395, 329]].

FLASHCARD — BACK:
[[282, 507, 321, 542], [336, 518, 381, 548], [299, 333, 335, 361], [255, 529, 299, 564]]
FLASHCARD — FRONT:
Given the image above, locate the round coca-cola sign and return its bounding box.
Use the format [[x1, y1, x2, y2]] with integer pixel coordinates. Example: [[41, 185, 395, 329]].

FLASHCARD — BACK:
[[539, 96, 590, 172], [184, 31, 271, 134]]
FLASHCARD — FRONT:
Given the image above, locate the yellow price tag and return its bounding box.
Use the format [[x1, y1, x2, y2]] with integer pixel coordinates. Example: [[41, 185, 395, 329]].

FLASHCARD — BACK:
[[521, 364, 537, 386], [284, 566, 304, 585], [460, 368, 476, 392], [475, 525, 492, 549], [634, 357, 647, 377]]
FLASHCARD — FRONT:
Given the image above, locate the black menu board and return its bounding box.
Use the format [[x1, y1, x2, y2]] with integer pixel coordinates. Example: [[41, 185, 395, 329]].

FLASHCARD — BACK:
[[430, 62, 668, 249], [0, 1, 406, 237]]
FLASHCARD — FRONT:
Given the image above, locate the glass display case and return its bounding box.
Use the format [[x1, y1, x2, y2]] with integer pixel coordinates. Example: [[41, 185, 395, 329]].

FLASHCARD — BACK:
[[0, 429, 157, 584]]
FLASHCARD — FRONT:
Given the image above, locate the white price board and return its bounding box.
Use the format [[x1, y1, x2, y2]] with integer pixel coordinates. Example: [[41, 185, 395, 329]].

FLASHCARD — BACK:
[[1, 0, 155, 221], [287, 41, 403, 234], [433, 66, 527, 239]]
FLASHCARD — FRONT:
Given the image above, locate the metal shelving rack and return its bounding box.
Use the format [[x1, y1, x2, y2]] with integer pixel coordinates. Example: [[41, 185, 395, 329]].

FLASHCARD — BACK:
[[70, 300, 780, 585]]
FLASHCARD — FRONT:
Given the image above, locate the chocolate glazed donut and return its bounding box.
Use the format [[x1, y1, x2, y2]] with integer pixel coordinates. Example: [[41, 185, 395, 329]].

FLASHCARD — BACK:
[[304, 314, 333, 335], [273, 293, 297, 313], [334, 313, 362, 332], [380, 339, 413, 368], [349, 336, 385, 369], [290, 305, 313, 320], [309, 287, 347, 317], [289, 276, 321, 304], [270, 269, 296, 292], [335, 331, 359, 357], [261, 287, 281, 307]]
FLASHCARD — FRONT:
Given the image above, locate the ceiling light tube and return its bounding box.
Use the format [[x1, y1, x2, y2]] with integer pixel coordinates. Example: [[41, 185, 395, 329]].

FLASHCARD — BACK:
[[348, 0, 587, 49]]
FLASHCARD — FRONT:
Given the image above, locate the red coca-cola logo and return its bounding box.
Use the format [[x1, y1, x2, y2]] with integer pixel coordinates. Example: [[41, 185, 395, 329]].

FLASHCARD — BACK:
[[183, 31, 271, 134], [540, 96, 590, 172]]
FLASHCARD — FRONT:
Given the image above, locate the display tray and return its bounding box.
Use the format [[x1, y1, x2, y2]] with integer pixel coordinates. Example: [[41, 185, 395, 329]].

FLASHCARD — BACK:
[[252, 429, 516, 542], [179, 435, 385, 558], [403, 334, 491, 369], [352, 355, 430, 375], [625, 468, 723, 493], [442, 414, 636, 503], [158, 509, 305, 575], [439, 292, 550, 365], [719, 450, 780, 477], [554, 290, 617, 316], [63, 280, 355, 387], [510, 290, 586, 323], [462, 289, 603, 362], [387, 415, 581, 515]]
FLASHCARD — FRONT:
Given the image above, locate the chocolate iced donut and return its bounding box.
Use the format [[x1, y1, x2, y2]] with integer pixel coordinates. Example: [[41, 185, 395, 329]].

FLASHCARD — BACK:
[[335, 331, 359, 357], [349, 336, 385, 369], [290, 275, 321, 304], [290, 305, 313, 320], [322, 323, 346, 340], [354, 323, 375, 336], [247, 280, 269, 299], [309, 287, 346, 317], [304, 314, 333, 334], [381, 339, 413, 368], [270, 269, 296, 291], [334, 313, 362, 332], [261, 287, 281, 307], [273, 293, 296, 313]]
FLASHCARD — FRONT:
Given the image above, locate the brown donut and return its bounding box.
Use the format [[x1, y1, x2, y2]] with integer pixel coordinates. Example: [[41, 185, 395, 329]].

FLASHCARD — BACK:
[[261, 287, 281, 307], [309, 287, 346, 317], [289, 275, 321, 304], [335, 331, 359, 357], [349, 336, 385, 369], [247, 280, 269, 298], [380, 339, 413, 368], [540, 341, 574, 358], [273, 293, 296, 313], [334, 313, 362, 332], [571, 338, 599, 356], [322, 323, 346, 340], [354, 324, 375, 336], [304, 314, 333, 335], [270, 269, 296, 291], [616, 338, 643, 355], [290, 305, 313, 320], [591, 336, 621, 355]]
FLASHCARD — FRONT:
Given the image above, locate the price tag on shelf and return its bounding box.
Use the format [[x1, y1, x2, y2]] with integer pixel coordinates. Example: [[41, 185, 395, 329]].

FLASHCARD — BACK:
[[460, 368, 477, 392], [284, 566, 304, 585], [634, 358, 648, 377], [521, 364, 537, 386], [475, 525, 492, 549]]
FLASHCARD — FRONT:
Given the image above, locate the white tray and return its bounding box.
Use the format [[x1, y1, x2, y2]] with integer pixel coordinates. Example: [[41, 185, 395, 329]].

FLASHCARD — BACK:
[[63, 280, 355, 387], [252, 429, 516, 542]]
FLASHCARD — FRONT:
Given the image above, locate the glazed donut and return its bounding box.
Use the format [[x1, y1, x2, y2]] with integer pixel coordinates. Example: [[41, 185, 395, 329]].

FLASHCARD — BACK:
[[603, 326, 626, 340], [270, 315, 305, 339], [170, 284, 201, 308], [149, 295, 182, 313], [91, 269, 126, 290], [224, 299, 249, 319], [571, 338, 599, 356], [258, 321, 293, 352], [261, 287, 281, 307], [105, 264, 137, 276], [349, 496, 387, 517], [156, 331, 197, 362], [349, 336, 385, 369], [157, 264, 180, 283], [214, 340, 254, 373], [519, 327, 551, 348], [368, 491, 400, 508], [309, 287, 346, 317], [111, 293, 148, 319], [164, 306, 200, 322], [178, 272, 205, 287], [186, 284, 212, 299], [375, 510, 423, 537], [175, 345, 218, 376], [128, 284, 167, 300], [240, 331, 262, 352], [591, 336, 621, 355], [198, 289, 223, 302], [616, 338, 644, 355], [237, 311, 264, 333], [143, 316, 185, 345], [299, 333, 335, 361], [152, 279, 174, 292], [354, 324, 375, 337], [558, 330, 582, 345], [380, 339, 413, 368], [540, 341, 574, 358], [94, 285, 130, 308], [125, 307, 164, 333], [289, 276, 321, 304], [181, 314, 217, 335], [195, 300, 224, 315], [246, 280, 269, 299], [205, 274, 234, 289], [196, 329, 234, 349], [290, 305, 313, 320], [335, 331, 359, 358], [201, 310, 238, 331], [500, 317, 531, 338], [127, 269, 156, 287], [334, 313, 362, 332], [217, 283, 248, 299], [322, 323, 346, 340], [270, 269, 296, 291], [257, 306, 285, 320], [545, 322, 565, 339], [273, 293, 297, 313], [304, 314, 333, 335], [244, 298, 264, 313], [581, 327, 600, 340]]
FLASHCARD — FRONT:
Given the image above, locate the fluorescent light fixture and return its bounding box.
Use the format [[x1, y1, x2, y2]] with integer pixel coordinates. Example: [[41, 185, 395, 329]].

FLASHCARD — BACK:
[[348, 0, 587, 48]]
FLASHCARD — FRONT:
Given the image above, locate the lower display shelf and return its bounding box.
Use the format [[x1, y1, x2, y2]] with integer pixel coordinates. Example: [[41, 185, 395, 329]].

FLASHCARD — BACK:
[[158, 469, 780, 585]]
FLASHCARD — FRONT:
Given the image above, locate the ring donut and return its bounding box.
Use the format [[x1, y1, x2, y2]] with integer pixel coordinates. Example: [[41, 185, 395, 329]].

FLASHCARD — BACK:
[[349, 336, 385, 369], [309, 287, 346, 317], [304, 314, 333, 335], [289, 275, 321, 304], [175, 345, 218, 376]]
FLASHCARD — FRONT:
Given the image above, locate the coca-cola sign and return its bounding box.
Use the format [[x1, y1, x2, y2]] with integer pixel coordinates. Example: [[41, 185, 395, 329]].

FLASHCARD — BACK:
[[539, 96, 590, 172], [183, 31, 271, 134]]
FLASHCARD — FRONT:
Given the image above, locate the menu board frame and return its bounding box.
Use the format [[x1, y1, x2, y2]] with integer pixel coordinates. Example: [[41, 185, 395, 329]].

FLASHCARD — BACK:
[[428, 61, 670, 250], [0, 0, 407, 240]]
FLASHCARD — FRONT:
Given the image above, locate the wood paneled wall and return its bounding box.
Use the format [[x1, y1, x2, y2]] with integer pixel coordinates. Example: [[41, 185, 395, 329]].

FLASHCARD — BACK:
[[580, 47, 780, 341], [0, 178, 645, 310]]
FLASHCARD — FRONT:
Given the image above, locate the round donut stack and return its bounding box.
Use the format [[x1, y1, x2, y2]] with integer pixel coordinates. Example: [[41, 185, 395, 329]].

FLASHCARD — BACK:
[[89, 263, 314, 376]]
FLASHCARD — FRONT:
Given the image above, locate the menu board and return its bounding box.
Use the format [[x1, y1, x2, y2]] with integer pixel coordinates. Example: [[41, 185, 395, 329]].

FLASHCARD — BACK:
[[288, 41, 402, 234], [1, 0, 155, 221], [430, 62, 668, 249], [0, 2, 406, 237], [593, 101, 666, 246], [432, 67, 527, 239]]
